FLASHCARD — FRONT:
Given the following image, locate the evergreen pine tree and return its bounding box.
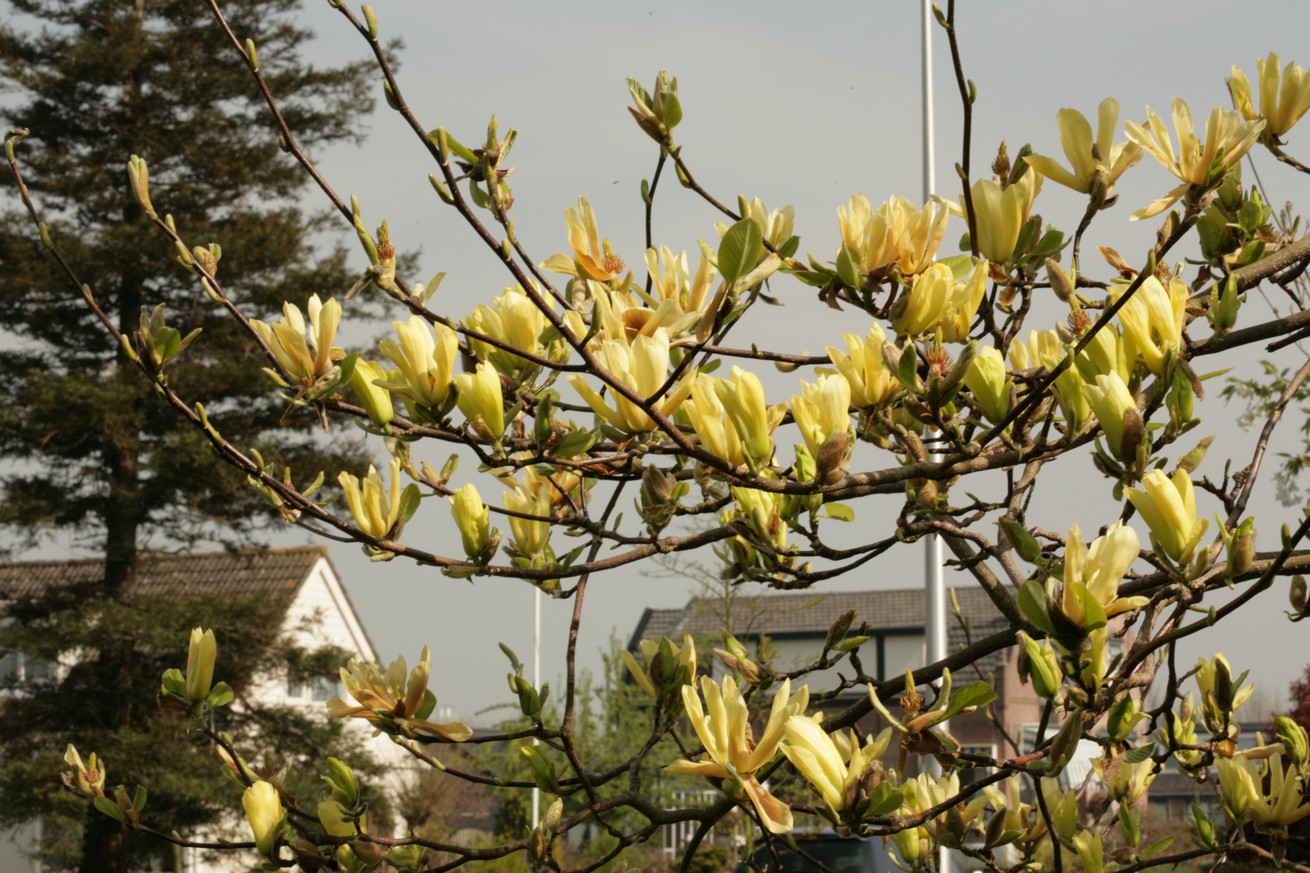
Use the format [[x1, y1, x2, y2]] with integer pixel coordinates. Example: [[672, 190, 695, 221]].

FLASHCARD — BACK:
[[0, 2, 381, 868]]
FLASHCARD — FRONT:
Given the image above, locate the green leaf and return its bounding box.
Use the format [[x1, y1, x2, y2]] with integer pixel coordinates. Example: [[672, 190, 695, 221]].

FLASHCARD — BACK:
[[1141, 835, 1175, 858], [717, 218, 763, 288], [942, 681, 997, 720], [1000, 519, 1040, 563], [1123, 743, 1156, 764], [661, 92, 682, 128], [133, 785, 147, 812], [206, 682, 234, 709], [556, 429, 596, 458], [824, 502, 855, 522], [93, 796, 126, 823], [835, 245, 862, 290], [1018, 580, 1057, 636], [397, 483, 422, 525]]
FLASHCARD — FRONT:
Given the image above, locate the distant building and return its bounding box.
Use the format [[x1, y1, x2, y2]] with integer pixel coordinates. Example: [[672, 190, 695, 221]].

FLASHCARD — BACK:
[[0, 546, 401, 873]]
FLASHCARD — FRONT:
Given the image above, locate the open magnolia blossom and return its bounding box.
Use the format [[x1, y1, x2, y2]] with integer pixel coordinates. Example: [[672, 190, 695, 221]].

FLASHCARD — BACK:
[[837, 193, 949, 277], [1025, 97, 1142, 203], [891, 259, 988, 341], [781, 716, 892, 820], [542, 196, 628, 283], [1229, 52, 1310, 139], [1125, 98, 1264, 219], [825, 323, 898, 409], [327, 647, 472, 742], [377, 314, 460, 413], [250, 293, 344, 394], [1217, 751, 1310, 828], [1062, 521, 1146, 619], [667, 676, 809, 833], [566, 328, 693, 434]]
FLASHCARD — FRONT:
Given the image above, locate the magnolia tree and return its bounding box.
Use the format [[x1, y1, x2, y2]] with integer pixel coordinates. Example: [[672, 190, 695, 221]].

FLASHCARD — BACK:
[[10, 1, 1310, 871]]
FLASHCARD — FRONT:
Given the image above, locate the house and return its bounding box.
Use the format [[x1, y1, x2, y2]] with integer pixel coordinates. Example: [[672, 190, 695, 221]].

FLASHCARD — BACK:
[[629, 586, 1047, 775], [0, 546, 399, 873]]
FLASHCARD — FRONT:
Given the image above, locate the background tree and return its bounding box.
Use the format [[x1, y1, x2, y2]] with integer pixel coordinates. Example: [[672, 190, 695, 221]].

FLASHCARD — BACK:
[[0, 1, 378, 870]]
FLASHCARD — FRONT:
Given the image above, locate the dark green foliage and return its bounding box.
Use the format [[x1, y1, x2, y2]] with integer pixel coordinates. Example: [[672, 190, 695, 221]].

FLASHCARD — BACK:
[[0, 0, 378, 563], [0, 2, 382, 870]]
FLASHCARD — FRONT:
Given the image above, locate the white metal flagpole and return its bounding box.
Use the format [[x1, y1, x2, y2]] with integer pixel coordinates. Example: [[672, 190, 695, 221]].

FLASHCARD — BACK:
[[921, 3, 950, 872], [531, 586, 541, 824]]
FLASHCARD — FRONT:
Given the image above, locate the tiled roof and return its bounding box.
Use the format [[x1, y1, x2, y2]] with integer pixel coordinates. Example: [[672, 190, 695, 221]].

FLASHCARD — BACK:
[[628, 586, 1014, 674], [0, 546, 330, 603]]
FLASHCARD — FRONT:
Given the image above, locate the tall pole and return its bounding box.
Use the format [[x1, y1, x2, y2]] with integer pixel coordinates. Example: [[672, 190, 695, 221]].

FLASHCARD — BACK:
[[921, 4, 950, 872], [920, 0, 946, 696], [531, 587, 541, 824]]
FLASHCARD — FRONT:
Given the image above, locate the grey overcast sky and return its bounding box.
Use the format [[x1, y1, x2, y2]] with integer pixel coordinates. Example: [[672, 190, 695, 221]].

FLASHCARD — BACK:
[[13, 1, 1310, 723]]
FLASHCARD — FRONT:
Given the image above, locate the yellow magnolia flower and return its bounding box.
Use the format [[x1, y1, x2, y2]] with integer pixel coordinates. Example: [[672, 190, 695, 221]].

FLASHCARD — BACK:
[[1010, 328, 1090, 433], [1078, 321, 1132, 385], [1218, 752, 1310, 828], [791, 373, 852, 460], [620, 634, 697, 701], [328, 647, 472, 742], [903, 768, 988, 843], [1111, 275, 1187, 375], [1195, 653, 1254, 733], [825, 324, 897, 409], [730, 485, 789, 554], [1124, 99, 1264, 219], [251, 294, 344, 392], [838, 194, 949, 276], [504, 483, 552, 559], [567, 329, 693, 434], [715, 366, 784, 470], [378, 315, 459, 411], [1064, 521, 1145, 618], [963, 345, 1010, 423], [891, 260, 988, 341], [781, 716, 891, 818], [454, 361, 506, 441], [348, 359, 394, 427], [185, 627, 216, 703], [684, 373, 748, 468], [242, 780, 283, 859], [667, 676, 810, 833], [1094, 754, 1156, 806], [1125, 468, 1208, 564], [449, 483, 490, 560], [1025, 98, 1142, 202], [1083, 371, 1137, 460], [464, 285, 547, 376], [63, 745, 106, 798], [982, 776, 1048, 844], [542, 197, 627, 282], [520, 460, 585, 509], [1230, 53, 1310, 139], [968, 166, 1042, 263], [1072, 830, 1105, 873], [643, 245, 719, 343], [338, 456, 403, 540]]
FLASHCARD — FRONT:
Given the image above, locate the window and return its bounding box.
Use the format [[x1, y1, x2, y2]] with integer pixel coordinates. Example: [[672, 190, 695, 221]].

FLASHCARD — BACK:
[[957, 743, 997, 788], [287, 671, 340, 701]]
